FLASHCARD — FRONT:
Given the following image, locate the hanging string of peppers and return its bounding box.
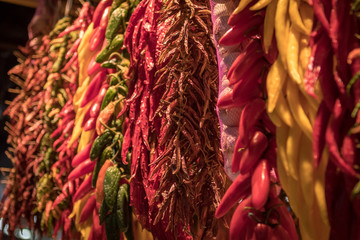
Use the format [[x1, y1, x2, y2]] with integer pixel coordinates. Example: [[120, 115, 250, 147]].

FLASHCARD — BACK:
[[0, 0, 359, 239]]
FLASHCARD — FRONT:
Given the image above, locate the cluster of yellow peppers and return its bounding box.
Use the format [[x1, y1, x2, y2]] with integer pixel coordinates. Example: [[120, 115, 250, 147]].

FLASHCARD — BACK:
[[263, 0, 330, 239]]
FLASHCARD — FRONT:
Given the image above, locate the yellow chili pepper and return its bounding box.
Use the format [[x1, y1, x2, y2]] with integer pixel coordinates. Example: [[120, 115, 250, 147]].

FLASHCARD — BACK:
[[233, 0, 253, 15], [286, 79, 312, 140], [286, 122, 301, 181], [298, 136, 314, 208], [263, 0, 277, 53], [250, 0, 273, 11], [275, 89, 294, 127], [266, 57, 287, 112], [275, 0, 290, 69], [289, 0, 309, 35], [287, 25, 301, 85]]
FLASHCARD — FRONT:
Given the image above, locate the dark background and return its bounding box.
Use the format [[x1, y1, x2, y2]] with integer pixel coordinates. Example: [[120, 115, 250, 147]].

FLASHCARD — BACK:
[[0, 2, 34, 239], [0, 2, 35, 170]]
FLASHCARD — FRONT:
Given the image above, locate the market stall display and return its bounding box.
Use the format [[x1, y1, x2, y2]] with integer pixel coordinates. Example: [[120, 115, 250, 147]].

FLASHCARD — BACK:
[[0, 0, 359, 239]]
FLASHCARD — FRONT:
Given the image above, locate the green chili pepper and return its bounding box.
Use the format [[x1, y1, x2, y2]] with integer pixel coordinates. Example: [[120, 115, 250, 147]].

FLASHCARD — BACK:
[[103, 166, 121, 210], [105, 212, 120, 240], [99, 200, 110, 224], [117, 183, 130, 232], [90, 131, 114, 160], [52, 36, 69, 72], [117, 84, 128, 97], [110, 75, 120, 86], [101, 59, 118, 69], [96, 34, 124, 63], [101, 87, 118, 110]]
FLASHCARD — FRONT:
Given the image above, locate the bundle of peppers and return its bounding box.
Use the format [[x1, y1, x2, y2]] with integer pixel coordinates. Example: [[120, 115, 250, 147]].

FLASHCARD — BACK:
[[2, 0, 359, 239], [213, 0, 360, 239]]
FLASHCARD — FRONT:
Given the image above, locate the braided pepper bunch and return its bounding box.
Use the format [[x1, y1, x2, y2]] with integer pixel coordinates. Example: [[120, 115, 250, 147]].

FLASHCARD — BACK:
[[1, 17, 70, 239]]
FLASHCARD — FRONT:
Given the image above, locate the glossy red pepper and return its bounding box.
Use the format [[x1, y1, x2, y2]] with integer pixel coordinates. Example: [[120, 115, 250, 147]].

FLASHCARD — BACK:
[[215, 173, 251, 218], [80, 70, 107, 107], [239, 131, 268, 174], [72, 142, 93, 168], [73, 175, 93, 202], [251, 159, 270, 209], [92, 0, 112, 29], [79, 194, 96, 223], [229, 196, 255, 240]]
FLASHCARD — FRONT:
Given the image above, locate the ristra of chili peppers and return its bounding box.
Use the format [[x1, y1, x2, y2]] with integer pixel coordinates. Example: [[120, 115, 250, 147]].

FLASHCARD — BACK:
[[213, 0, 299, 238], [306, 1, 360, 239], [123, 0, 227, 237], [0, 18, 70, 239]]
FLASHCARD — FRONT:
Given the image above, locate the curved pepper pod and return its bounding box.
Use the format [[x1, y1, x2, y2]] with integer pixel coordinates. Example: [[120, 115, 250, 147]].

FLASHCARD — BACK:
[[92, 0, 112, 29], [73, 174, 93, 202], [215, 173, 251, 218], [72, 142, 92, 168], [251, 159, 270, 209], [238, 98, 266, 146], [219, 15, 263, 46], [239, 131, 268, 174], [81, 70, 107, 108], [268, 197, 298, 240], [68, 159, 96, 181], [231, 136, 246, 173], [79, 194, 97, 224], [229, 196, 256, 240]]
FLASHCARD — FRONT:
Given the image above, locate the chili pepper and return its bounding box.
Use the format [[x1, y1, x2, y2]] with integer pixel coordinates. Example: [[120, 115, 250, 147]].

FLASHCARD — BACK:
[[96, 160, 115, 203], [268, 197, 298, 240], [313, 101, 331, 167], [90, 131, 114, 160], [233, 0, 253, 15], [79, 194, 97, 223], [238, 98, 265, 146], [219, 16, 263, 46], [96, 101, 117, 135], [103, 166, 122, 210], [72, 142, 93, 168], [73, 174, 93, 202], [253, 223, 272, 239], [91, 83, 110, 117], [117, 183, 130, 232], [231, 137, 246, 173], [87, 55, 102, 76], [251, 159, 270, 209], [96, 34, 124, 63], [68, 159, 96, 181], [101, 86, 118, 110], [80, 70, 107, 108], [61, 52, 78, 73], [229, 196, 255, 240], [273, 225, 291, 239], [105, 212, 121, 240], [51, 193, 68, 209], [84, 118, 97, 131], [106, 5, 128, 42], [239, 131, 269, 174], [215, 173, 251, 218], [93, 0, 113, 29], [92, 147, 114, 187], [93, 208, 103, 239]]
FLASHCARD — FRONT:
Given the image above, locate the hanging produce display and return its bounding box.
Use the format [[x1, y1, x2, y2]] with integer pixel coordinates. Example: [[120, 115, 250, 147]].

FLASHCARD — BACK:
[[0, 0, 359, 239]]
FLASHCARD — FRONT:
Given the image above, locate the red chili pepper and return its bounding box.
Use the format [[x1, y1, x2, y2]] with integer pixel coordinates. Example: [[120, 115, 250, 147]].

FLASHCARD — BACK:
[[215, 173, 251, 218], [87, 54, 102, 76], [72, 142, 93, 168], [313, 0, 330, 34], [253, 223, 272, 239], [239, 131, 268, 174], [52, 193, 67, 209], [238, 98, 265, 146], [84, 118, 96, 131], [79, 194, 96, 223], [229, 196, 255, 240], [92, 0, 112, 29], [73, 175, 93, 202], [313, 101, 331, 167], [90, 27, 106, 52], [251, 159, 270, 209], [227, 39, 260, 82], [68, 159, 96, 181], [228, 53, 264, 86], [326, 99, 359, 177], [81, 70, 107, 108], [227, 7, 254, 26], [58, 25, 81, 38], [219, 15, 263, 46], [66, 38, 81, 59], [61, 52, 78, 73], [217, 91, 244, 109], [90, 84, 108, 118], [231, 136, 246, 173], [93, 208, 103, 239], [268, 197, 298, 240]]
